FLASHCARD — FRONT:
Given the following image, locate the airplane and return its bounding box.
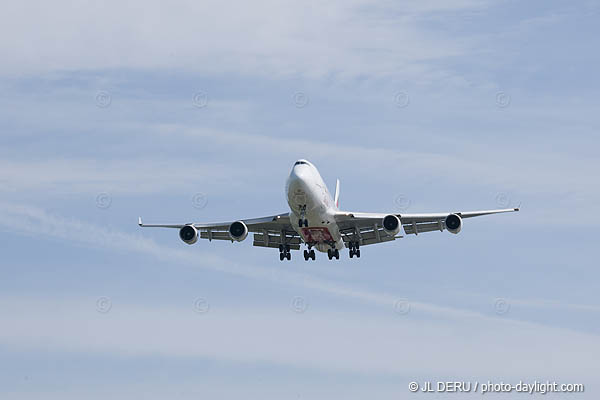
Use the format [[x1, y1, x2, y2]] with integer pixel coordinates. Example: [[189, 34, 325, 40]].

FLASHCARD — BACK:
[[139, 159, 519, 261]]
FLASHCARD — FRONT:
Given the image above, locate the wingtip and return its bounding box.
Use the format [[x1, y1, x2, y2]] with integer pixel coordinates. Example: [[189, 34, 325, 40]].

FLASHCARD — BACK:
[[514, 208, 519, 212], [138, 217, 143, 226]]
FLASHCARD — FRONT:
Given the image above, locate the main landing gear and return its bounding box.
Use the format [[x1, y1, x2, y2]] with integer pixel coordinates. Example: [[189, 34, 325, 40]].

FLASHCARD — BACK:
[[327, 248, 340, 260], [349, 242, 361, 258], [279, 244, 291, 261], [303, 249, 316, 261]]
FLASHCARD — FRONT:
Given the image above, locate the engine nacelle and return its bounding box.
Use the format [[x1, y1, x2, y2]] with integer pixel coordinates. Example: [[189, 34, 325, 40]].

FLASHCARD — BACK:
[[445, 213, 462, 234], [179, 225, 198, 245], [229, 221, 248, 242], [382, 214, 401, 236]]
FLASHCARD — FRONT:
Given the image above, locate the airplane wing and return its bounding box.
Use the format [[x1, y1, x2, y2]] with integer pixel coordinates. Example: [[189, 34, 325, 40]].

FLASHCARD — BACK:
[[138, 213, 303, 250], [334, 208, 519, 247]]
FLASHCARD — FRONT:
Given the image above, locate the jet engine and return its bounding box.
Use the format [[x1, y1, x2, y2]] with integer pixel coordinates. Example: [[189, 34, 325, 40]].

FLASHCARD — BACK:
[[382, 214, 401, 236], [179, 225, 198, 245], [445, 213, 462, 234], [229, 221, 249, 242]]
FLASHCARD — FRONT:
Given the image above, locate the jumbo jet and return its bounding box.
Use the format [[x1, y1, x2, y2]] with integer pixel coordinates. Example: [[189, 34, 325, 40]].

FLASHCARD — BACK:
[[139, 159, 519, 261]]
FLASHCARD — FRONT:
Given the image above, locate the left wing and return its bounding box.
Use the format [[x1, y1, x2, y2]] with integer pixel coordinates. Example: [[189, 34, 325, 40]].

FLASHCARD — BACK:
[[334, 207, 519, 247], [139, 213, 302, 249]]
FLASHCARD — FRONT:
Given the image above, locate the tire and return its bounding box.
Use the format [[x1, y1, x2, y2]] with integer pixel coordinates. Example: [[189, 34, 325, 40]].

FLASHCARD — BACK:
[[310, 250, 315, 260], [286, 252, 291, 260], [349, 250, 354, 258], [356, 249, 361, 258], [279, 252, 285, 261]]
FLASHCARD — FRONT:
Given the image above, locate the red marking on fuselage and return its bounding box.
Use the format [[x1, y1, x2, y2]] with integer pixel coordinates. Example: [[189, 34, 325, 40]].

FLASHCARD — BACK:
[[301, 227, 333, 244]]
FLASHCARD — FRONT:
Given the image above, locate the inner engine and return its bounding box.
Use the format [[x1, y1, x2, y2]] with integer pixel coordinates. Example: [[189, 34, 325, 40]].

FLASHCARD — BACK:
[[382, 214, 401, 236], [179, 225, 198, 245], [229, 221, 249, 242], [445, 213, 462, 234]]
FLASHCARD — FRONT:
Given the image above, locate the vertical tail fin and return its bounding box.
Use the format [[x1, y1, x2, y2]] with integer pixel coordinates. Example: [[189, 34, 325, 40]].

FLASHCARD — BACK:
[[334, 179, 340, 209]]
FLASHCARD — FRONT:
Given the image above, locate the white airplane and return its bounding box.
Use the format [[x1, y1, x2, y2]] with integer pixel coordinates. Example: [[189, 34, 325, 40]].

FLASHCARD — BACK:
[[139, 159, 519, 261]]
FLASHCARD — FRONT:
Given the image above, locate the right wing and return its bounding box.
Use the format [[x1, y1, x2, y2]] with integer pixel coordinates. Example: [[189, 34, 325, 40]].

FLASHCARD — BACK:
[[334, 207, 519, 247], [138, 213, 303, 249]]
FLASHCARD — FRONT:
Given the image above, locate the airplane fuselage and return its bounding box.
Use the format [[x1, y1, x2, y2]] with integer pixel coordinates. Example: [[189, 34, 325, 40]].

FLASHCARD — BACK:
[[286, 160, 344, 252]]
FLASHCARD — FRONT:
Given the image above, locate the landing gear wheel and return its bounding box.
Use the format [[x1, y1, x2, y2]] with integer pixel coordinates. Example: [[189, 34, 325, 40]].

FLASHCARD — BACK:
[[334, 249, 340, 259], [327, 249, 333, 260], [356, 249, 361, 258], [298, 218, 308, 227], [303, 249, 309, 261], [310, 249, 316, 260], [349, 249, 354, 258], [280, 244, 291, 261]]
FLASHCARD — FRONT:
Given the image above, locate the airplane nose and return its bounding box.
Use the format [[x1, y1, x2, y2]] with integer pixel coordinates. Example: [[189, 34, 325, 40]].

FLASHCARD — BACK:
[[291, 165, 310, 182]]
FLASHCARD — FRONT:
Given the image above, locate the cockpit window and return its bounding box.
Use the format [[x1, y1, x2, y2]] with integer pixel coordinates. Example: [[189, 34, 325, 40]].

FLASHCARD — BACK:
[[294, 161, 308, 166]]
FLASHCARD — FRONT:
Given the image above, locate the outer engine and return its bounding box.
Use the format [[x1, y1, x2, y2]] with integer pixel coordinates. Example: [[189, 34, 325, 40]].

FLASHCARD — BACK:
[[229, 221, 249, 242], [179, 225, 198, 245], [445, 213, 462, 234], [382, 214, 401, 236]]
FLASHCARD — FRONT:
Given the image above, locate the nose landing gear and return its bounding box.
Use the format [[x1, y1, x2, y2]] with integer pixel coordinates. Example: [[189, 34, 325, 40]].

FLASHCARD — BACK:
[[298, 205, 308, 227]]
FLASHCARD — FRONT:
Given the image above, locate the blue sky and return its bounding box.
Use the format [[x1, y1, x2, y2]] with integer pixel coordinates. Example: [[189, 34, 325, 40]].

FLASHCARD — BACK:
[[1, 1, 599, 398]]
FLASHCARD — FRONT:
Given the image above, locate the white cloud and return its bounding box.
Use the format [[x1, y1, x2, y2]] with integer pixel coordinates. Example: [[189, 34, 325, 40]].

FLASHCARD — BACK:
[[0, 0, 488, 80], [0, 295, 598, 380], [0, 158, 253, 195], [3, 121, 596, 226]]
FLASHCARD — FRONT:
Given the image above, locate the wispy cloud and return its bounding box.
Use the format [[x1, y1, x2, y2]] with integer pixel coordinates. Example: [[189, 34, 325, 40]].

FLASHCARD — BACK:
[[1, 294, 598, 379], [0, 0, 491, 81], [1, 202, 597, 325]]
